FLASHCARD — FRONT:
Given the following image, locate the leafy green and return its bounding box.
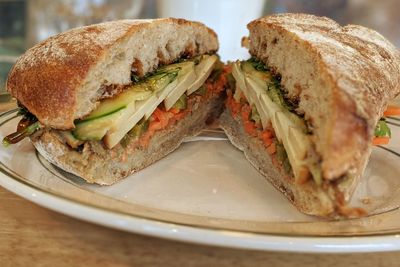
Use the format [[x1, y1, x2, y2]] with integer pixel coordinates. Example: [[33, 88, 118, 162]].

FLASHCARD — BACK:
[[375, 119, 391, 138], [247, 57, 269, 72], [16, 106, 37, 122], [131, 74, 141, 83], [3, 107, 41, 146], [149, 67, 180, 84], [131, 64, 180, 84], [266, 78, 295, 112], [3, 121, 40, 147]]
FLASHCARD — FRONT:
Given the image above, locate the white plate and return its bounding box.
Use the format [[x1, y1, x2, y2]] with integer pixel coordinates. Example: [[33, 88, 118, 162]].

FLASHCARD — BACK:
[[1, 109, 400, 253]]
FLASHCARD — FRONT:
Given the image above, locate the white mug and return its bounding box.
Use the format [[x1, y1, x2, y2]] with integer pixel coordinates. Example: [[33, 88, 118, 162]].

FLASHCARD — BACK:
[[157, 0, 266, 61]]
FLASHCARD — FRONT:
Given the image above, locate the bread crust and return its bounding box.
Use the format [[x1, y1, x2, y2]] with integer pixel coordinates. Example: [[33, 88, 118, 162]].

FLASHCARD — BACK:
[[31, 94, 224, 185], [7, 18, 218, 129], [247, 13, 400, 181]]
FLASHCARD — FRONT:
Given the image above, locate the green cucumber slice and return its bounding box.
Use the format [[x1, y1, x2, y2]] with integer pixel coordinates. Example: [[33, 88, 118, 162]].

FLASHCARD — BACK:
[[171, 94, 188, 110], [73, 109, 124, 141], [83, 89, 150, 121]]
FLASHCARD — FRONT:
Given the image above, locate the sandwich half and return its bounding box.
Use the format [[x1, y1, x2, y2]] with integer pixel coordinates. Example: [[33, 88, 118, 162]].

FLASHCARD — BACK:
[[4, 18, 228, 185], [220, 13, 400, 217]]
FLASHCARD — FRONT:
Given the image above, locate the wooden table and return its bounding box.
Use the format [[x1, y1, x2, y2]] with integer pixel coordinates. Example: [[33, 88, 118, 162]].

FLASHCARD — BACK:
[[0, 186, 400, 266]]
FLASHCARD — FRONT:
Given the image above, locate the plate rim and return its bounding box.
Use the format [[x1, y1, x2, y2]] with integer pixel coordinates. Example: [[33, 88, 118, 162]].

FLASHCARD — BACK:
[[2, 171, 400, 253], [3, 109, 400, 252]]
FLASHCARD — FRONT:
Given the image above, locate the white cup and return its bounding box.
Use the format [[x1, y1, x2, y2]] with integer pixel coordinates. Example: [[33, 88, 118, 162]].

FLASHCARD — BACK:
[[157, 0, 266, 62]]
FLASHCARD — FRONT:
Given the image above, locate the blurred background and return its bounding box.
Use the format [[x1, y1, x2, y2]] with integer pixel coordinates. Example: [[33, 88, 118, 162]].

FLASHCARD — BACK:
[[1, 0, 400, 93]]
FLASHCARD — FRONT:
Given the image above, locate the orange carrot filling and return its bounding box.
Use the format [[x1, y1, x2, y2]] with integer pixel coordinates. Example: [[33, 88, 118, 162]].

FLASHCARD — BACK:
[[372, 136, 390, 146], [137, 65, 229, 148], [226, 90, 276, 152], [384, 105, 400, 117]]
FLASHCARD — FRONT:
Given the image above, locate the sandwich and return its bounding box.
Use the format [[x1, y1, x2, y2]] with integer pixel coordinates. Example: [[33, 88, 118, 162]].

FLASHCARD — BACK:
[[220, 13, 400, 217], [3, 18, 229, 185]]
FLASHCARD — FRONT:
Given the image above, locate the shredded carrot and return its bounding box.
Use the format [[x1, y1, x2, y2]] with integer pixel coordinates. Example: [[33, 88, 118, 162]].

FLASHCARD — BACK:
[[136, 65, 230, 149], [241, 104, 251, 122], [244, 121, 258, 136], [157, 109, 171, 128], [139, 107, 183, 147], [223, 64, 232, 73], [149, 120, 163, 132], [165, 111, 175, 120], [372, 136, 390, 145], [226, 88, 278, 150], [263, 137, 273, 147], [203, 67, 228, 97], [261, 130, 273, 140], [226, 93, 241, 116], [384, 105, 400, 116], [266, 143, 277, 155], [174, 112, 185, 121], [206, 83, 214, 93], [258, 130, 273, 147], [152, 108, 164, 121], [214, 72, 227, 92]]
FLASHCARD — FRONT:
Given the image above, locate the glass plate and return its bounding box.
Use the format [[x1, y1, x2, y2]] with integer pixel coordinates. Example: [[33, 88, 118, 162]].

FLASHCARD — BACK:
[[1, 109, 400, 252]]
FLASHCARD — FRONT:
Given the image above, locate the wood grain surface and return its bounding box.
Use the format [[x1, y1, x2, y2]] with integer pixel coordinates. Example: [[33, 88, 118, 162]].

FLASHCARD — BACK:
[[0, 186, 399, 267]]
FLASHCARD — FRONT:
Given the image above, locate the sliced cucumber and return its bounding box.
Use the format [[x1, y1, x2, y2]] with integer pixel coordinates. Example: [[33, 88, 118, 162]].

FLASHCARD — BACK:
[[73, 109, 124, 141], [72, 58, 205, 147], [83, 87, 147, 121], [171, 94, 188, 110], [164, 62, 196, 110], [104, 95, 158, 148], [129, 118, 150, 138], [83, 66, 180, 122], [194, 85, 207, 96]]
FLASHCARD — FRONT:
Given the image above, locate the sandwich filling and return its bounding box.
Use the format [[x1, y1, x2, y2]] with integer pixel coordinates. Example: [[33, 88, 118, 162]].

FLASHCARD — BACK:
[[4, 54, 228, 150], [226, 57, 392, 186]]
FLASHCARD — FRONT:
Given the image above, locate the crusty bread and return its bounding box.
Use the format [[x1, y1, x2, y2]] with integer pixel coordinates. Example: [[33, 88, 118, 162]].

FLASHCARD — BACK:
[[218, 13, 400, 216], [219, 109, 336, 216], [31, 94, 224, 185], [7, 19, 218, 129], [247, 13, 400, 181]]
